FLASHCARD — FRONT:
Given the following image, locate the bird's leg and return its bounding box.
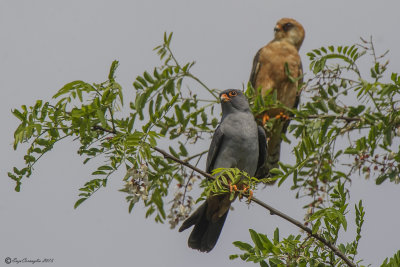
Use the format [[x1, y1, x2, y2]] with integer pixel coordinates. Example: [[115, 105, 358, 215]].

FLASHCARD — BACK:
[[262, 114, 270, 126], [248, 190, 254, 202], [235, 184, 253, 201], [229, 182, 239, 192]]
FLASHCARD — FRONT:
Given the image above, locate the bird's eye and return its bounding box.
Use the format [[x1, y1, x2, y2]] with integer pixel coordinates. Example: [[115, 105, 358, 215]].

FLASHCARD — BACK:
[[283, 22, 293, 31], [229, 91, 237, 97]]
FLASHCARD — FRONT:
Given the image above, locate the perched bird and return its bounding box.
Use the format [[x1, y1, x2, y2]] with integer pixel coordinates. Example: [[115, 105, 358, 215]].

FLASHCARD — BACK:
[[179, 89, 267, 252], [249, 18, 305, 178]]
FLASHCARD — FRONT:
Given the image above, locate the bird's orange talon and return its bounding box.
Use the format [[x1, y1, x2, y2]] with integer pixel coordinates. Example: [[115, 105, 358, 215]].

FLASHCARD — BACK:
[[249, 190, 253, 201], [233, 185, 238, 191], [262, 114, 270, 125], [229, 182, 233, 192]]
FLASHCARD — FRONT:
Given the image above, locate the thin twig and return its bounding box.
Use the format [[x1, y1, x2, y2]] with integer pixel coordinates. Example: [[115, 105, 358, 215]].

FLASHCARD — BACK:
[[186, 73, 219, 100], [183, 150, 209, 163], [92, 125, 117, 134], [181, 153, 204, 205], [153, 146, 211, 180], [108, 107, 116, 133], [164, 44, 219, 101], [305, 115, 360, 122]]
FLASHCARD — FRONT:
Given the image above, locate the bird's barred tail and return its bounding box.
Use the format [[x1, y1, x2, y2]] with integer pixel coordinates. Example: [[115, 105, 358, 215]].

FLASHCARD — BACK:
[[263, 120, 290, 182], [265, 133, 282, 179]]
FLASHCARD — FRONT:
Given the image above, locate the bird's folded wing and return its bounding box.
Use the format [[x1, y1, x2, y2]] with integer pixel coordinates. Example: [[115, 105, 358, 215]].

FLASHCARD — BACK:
[[206, 125, 224, 174]]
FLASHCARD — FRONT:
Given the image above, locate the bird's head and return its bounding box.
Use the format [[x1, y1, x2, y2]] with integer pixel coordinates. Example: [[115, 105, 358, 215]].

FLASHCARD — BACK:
[[219, 89, 250, 115], [273, 18, 305, 50]]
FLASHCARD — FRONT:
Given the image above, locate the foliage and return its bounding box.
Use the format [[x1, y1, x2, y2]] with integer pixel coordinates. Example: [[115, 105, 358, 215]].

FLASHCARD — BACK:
[[381, 250, 400, 267], [9, 33, 399, 266], [9, 32, 220, 224], [229, 37, 400, 266]]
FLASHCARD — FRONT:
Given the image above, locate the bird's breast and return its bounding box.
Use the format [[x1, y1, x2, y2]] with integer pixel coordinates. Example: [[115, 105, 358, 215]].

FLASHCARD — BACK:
[[216, 112, 259, 175]]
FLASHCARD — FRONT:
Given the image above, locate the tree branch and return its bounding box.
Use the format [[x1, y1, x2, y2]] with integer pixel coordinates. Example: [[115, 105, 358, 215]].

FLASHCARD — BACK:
[[249, 198, 355, 267], [305, 115, 361, 123], [152, 146, 212, 180], [152, 146, 356, 267], [183, 150, 209, 163], [91, 124, 355, 266], [92, 125, 117, 134]]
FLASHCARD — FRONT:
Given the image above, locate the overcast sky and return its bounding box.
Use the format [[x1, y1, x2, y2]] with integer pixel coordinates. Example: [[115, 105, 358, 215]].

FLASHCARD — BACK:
[[1, 1, 400, 266]]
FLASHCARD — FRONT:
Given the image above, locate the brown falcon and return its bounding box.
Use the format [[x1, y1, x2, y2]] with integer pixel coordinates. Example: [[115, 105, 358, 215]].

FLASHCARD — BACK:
[[249, 18, 305, 178]]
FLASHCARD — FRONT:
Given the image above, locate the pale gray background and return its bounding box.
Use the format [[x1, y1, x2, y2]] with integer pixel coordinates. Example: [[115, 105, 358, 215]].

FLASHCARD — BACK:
[[1, 1, 399, 266]]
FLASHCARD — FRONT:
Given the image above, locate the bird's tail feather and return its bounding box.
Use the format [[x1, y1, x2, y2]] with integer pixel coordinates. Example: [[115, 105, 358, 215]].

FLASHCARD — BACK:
[[264, 120, 290, 181], [179, 201, 229, 252], [265, 137, 281, 176]]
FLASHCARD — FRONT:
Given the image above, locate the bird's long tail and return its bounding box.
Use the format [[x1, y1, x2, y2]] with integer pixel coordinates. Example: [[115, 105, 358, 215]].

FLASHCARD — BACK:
[[179, 201, 229, 252]]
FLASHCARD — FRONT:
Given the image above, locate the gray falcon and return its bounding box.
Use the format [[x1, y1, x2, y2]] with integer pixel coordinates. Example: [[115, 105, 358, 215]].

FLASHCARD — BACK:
[[179, 89, 267, 252]]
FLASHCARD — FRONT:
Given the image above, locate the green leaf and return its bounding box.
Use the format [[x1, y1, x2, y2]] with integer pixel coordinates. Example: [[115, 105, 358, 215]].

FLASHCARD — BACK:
[[74, 198, 87, 209], [146, 206, 155, 218], [108, 60, 119, 81], [53, 80, 93, 99], [92, 170, 106, 175], [273, 228, 279, 244], [348, 105, 365, 117], [312, 219, 321, 234], [96, 109, 108, 128], [249, 229, 264, 250], [181, 99, 190, 112], [233, 241, 254, 252], [314, 100, 328, 113], [201, 112, 207, 124], [136, 76, 148, 87], [229, 255, 238, 260], [144, 71, 155, 84], [165, 80, 175, 95], [133, 81, 143, 90], [128, 200, 135, 213], [98, 165, 113, 171], [175, 105, 184, 123], [381, 250, 400, 267], [12, 109, 26, 121], [126, 131, 144, 146], [376, 174, 388, 185], [169, 146, 180, 159], [178, 142, 188, 157], [344, 147, 358, 155]]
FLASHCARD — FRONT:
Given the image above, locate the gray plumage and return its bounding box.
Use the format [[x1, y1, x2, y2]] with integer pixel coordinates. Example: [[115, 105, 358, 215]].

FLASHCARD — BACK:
[[179, 89, 267, 252]]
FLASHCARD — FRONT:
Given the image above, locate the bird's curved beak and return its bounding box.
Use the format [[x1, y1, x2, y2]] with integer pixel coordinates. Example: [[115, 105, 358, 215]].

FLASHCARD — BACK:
[[220, 93, 230, 102], [274, 25, 281, 33]]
